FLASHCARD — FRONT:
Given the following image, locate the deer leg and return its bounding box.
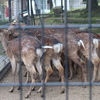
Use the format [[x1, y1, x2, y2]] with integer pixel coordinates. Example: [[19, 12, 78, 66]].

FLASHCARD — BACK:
[[91, 65, 98, 82], [69, 59, 73, 80], [45, 66, 54, 82], [24, 68, 30, 83], [37, 55, 53, 93], [97, 64, 100, 82], [9, 58, 17, 92], [71, 56, 87, 83], [25, 70, 30, 83], [25, 65, 37, 98], [52, 58, 65, 93], [16, 63, 20, 90], [25, 73, 36, 98], [24, 71, 27, 77], [35, 58, 44, 93], [37, 65, 53, 93]]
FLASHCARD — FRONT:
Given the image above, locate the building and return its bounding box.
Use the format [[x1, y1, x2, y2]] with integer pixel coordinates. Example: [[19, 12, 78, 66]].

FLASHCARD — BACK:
[[1, 0, 86, 20]]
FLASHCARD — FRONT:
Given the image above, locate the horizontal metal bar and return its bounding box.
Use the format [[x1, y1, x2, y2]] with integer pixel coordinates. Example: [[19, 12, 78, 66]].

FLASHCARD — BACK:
[[0, 82, 100, 87], [0, 24, 100, 29]]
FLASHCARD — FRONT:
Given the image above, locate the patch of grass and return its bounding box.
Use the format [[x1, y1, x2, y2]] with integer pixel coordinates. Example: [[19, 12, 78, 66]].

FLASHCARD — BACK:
[[0, 20, 9, 25], [34, 7, 100, 33], [91, 28, 100, 33]]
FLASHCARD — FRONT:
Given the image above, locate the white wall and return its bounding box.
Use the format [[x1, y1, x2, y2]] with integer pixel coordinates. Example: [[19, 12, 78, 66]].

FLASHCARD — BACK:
[[52, 0, 70, 10], [52, 0, 86, 11], [69, 0, 86, 10], [13, 0, 21, 19]]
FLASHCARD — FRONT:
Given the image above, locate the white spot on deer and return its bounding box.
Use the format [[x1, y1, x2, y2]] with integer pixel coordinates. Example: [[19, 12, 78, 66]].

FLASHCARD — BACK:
[[78, 40, 85, 49], [53, 43, 63, 53], [93, 38, 99, 48], [42, 46, 53, 49], [36, 48, 44, 57]]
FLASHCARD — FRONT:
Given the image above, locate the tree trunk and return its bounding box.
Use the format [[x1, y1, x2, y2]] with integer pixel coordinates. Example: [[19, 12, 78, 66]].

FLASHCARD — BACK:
[[49, 0, 53, 9], [86, 0, 98, 10]]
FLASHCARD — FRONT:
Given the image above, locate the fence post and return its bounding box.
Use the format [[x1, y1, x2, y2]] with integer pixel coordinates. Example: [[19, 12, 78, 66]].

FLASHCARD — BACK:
[[8, 0, 11, 23]]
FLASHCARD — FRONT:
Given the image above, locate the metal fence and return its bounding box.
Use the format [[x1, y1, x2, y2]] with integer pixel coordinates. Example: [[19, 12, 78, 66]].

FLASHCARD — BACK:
[[0, 0, 100, 100]]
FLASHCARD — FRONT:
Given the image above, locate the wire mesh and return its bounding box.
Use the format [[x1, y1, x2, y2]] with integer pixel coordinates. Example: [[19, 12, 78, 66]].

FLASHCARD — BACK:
[[0, 0, 100, 100]]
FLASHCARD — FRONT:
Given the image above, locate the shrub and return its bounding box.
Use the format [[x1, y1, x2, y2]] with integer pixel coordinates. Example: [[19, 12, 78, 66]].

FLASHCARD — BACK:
[[52, 6, 62, 16]]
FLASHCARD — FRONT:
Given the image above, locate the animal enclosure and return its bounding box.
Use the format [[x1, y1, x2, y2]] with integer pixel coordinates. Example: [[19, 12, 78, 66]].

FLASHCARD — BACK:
[[0, 0, 100, 100]]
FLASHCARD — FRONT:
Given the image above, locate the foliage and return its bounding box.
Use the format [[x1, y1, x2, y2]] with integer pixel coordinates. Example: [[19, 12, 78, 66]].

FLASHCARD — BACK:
[[47, 9, 54, 14], [52, 6, 62, 17], [0, 20, 9, 25]]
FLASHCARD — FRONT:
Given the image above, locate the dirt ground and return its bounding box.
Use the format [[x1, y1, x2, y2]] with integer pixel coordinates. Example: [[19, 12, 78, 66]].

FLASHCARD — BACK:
[[0, 67, 100, 100]]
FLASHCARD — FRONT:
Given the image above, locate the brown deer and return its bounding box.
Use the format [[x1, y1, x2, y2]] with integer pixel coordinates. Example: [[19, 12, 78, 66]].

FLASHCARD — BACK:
[[36, 34, 65, 94], [35, 28, 100, 83], [76, 31, 100, 82], [8, 27, 65, 95], [0, 29, 54, 98], [24, 27, 100, 83]]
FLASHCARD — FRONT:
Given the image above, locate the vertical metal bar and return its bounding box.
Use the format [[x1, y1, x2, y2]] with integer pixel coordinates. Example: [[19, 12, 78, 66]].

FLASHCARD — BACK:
[[21, 0, 23, 18], [8, 0, 12, 23], [88, 0, 92, 100], [18, 26, 23, 100], [30, 0, 35, 25], [64, 0, 69, 100], [34, 0, 42, 25], [41, 0, 46, 99], [18, 0, 23, 100], [61, 0, 63, 23], [27, 0, 29, 15]]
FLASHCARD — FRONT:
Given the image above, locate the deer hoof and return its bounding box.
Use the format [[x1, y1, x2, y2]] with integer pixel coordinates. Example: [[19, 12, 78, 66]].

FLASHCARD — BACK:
[[17, 87, 21, 90], [25, 91, 31, 98], [9, 87, 14, 92], [25, 94, 29, 98], [41, 94, 44, 98], [60, 88, 65, 94], [37, 90, 41, 93], [37, 87, 42, 93], [31, 87, 35, 91], [83, 85, 86, 88], [69, 77, 72, 80]]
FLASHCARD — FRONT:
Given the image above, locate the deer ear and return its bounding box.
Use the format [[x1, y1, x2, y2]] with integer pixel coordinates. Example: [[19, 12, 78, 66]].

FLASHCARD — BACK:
[[3, 29, 12, 35]]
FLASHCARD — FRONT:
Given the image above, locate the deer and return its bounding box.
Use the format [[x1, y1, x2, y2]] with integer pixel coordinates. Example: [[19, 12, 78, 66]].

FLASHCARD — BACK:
[[76, 31, 100, 82], [0, 29, 60, 98], [7, 27, 65, 95], [51, 28, 100, 82], [36, 34, 65, 94], [36, 28, 100, 83]]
